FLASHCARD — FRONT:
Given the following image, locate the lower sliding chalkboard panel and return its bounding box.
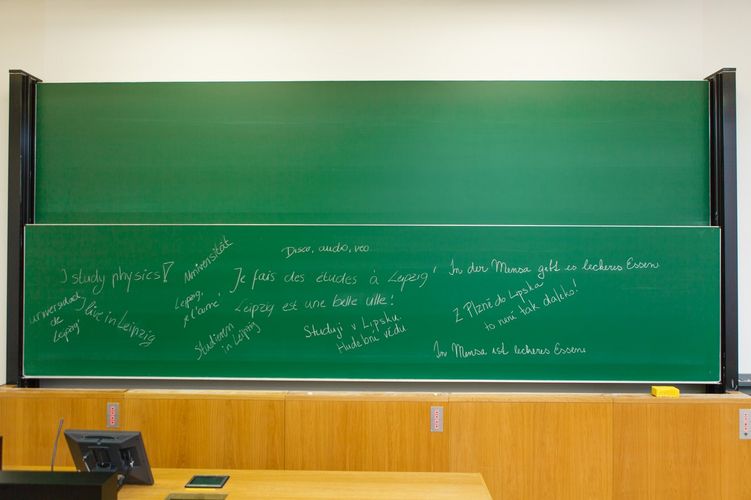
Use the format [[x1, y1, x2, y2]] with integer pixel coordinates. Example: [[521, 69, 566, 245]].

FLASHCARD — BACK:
[[23, 225, 720, 382]]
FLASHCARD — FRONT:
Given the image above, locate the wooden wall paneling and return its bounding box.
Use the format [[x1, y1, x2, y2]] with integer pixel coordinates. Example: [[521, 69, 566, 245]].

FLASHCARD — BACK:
[[1, 386, 748, 500], [121, 390, 285, 470], [0, 387, 126, 467], [613, 400, 649, 500], [285, 392, 450, 472], [613, 396, 734, 500], [448, 394, 613, 500]]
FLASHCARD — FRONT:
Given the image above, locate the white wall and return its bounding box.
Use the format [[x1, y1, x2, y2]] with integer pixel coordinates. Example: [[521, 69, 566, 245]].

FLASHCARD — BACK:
[[1, 0, 749, 383]]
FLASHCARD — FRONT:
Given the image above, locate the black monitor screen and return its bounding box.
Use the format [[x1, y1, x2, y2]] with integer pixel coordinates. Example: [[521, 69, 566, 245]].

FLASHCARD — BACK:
[[64, 429, 154, 486]]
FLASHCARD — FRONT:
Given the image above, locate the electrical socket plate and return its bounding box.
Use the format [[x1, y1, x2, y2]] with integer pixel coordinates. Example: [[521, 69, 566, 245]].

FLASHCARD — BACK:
[[740, 409, 750, 440], [430, 406, 443, 432], [106, 402, 120, 428]]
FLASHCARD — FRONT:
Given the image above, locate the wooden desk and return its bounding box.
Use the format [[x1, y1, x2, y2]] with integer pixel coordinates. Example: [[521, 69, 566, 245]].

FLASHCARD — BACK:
[[119, 468, 492, 499]]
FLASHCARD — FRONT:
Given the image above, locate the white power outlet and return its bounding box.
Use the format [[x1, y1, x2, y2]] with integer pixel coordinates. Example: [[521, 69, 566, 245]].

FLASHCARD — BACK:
[[430, 406, 443, 432], [106, 402, 120, 428], [740, 409, 751, 440]]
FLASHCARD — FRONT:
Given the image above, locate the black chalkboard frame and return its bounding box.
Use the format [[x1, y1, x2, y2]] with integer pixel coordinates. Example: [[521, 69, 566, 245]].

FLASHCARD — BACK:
[[5, 70, 738, 391], [706, 68, 738, 392], [7, 69, 41, 388]]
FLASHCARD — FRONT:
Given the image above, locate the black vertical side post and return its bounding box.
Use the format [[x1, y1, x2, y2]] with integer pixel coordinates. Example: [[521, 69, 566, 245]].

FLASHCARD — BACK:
[[7, 70, 41, 387], [706, 68, 738, 393]]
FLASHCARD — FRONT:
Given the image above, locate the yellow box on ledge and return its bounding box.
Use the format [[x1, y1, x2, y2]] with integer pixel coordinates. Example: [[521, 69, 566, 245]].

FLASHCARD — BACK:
[[651, 386, 680, 398]]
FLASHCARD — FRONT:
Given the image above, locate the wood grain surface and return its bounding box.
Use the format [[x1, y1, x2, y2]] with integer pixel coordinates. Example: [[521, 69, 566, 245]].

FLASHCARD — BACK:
[[1, 387, 749, 499]]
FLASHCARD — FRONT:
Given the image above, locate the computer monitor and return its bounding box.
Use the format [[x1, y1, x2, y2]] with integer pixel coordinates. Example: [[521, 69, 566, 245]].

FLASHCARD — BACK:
[[64, 430, 154, 487]]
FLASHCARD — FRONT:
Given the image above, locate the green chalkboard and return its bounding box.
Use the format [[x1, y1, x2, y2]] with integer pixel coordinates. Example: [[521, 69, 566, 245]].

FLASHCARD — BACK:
[[35, 81, 709, 225], [26, 80, 717, 382], [24, 225, 720, 382]]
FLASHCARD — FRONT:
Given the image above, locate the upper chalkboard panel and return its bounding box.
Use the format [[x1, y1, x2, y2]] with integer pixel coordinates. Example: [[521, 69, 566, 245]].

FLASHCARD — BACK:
[[35, 81, 709, 225]]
